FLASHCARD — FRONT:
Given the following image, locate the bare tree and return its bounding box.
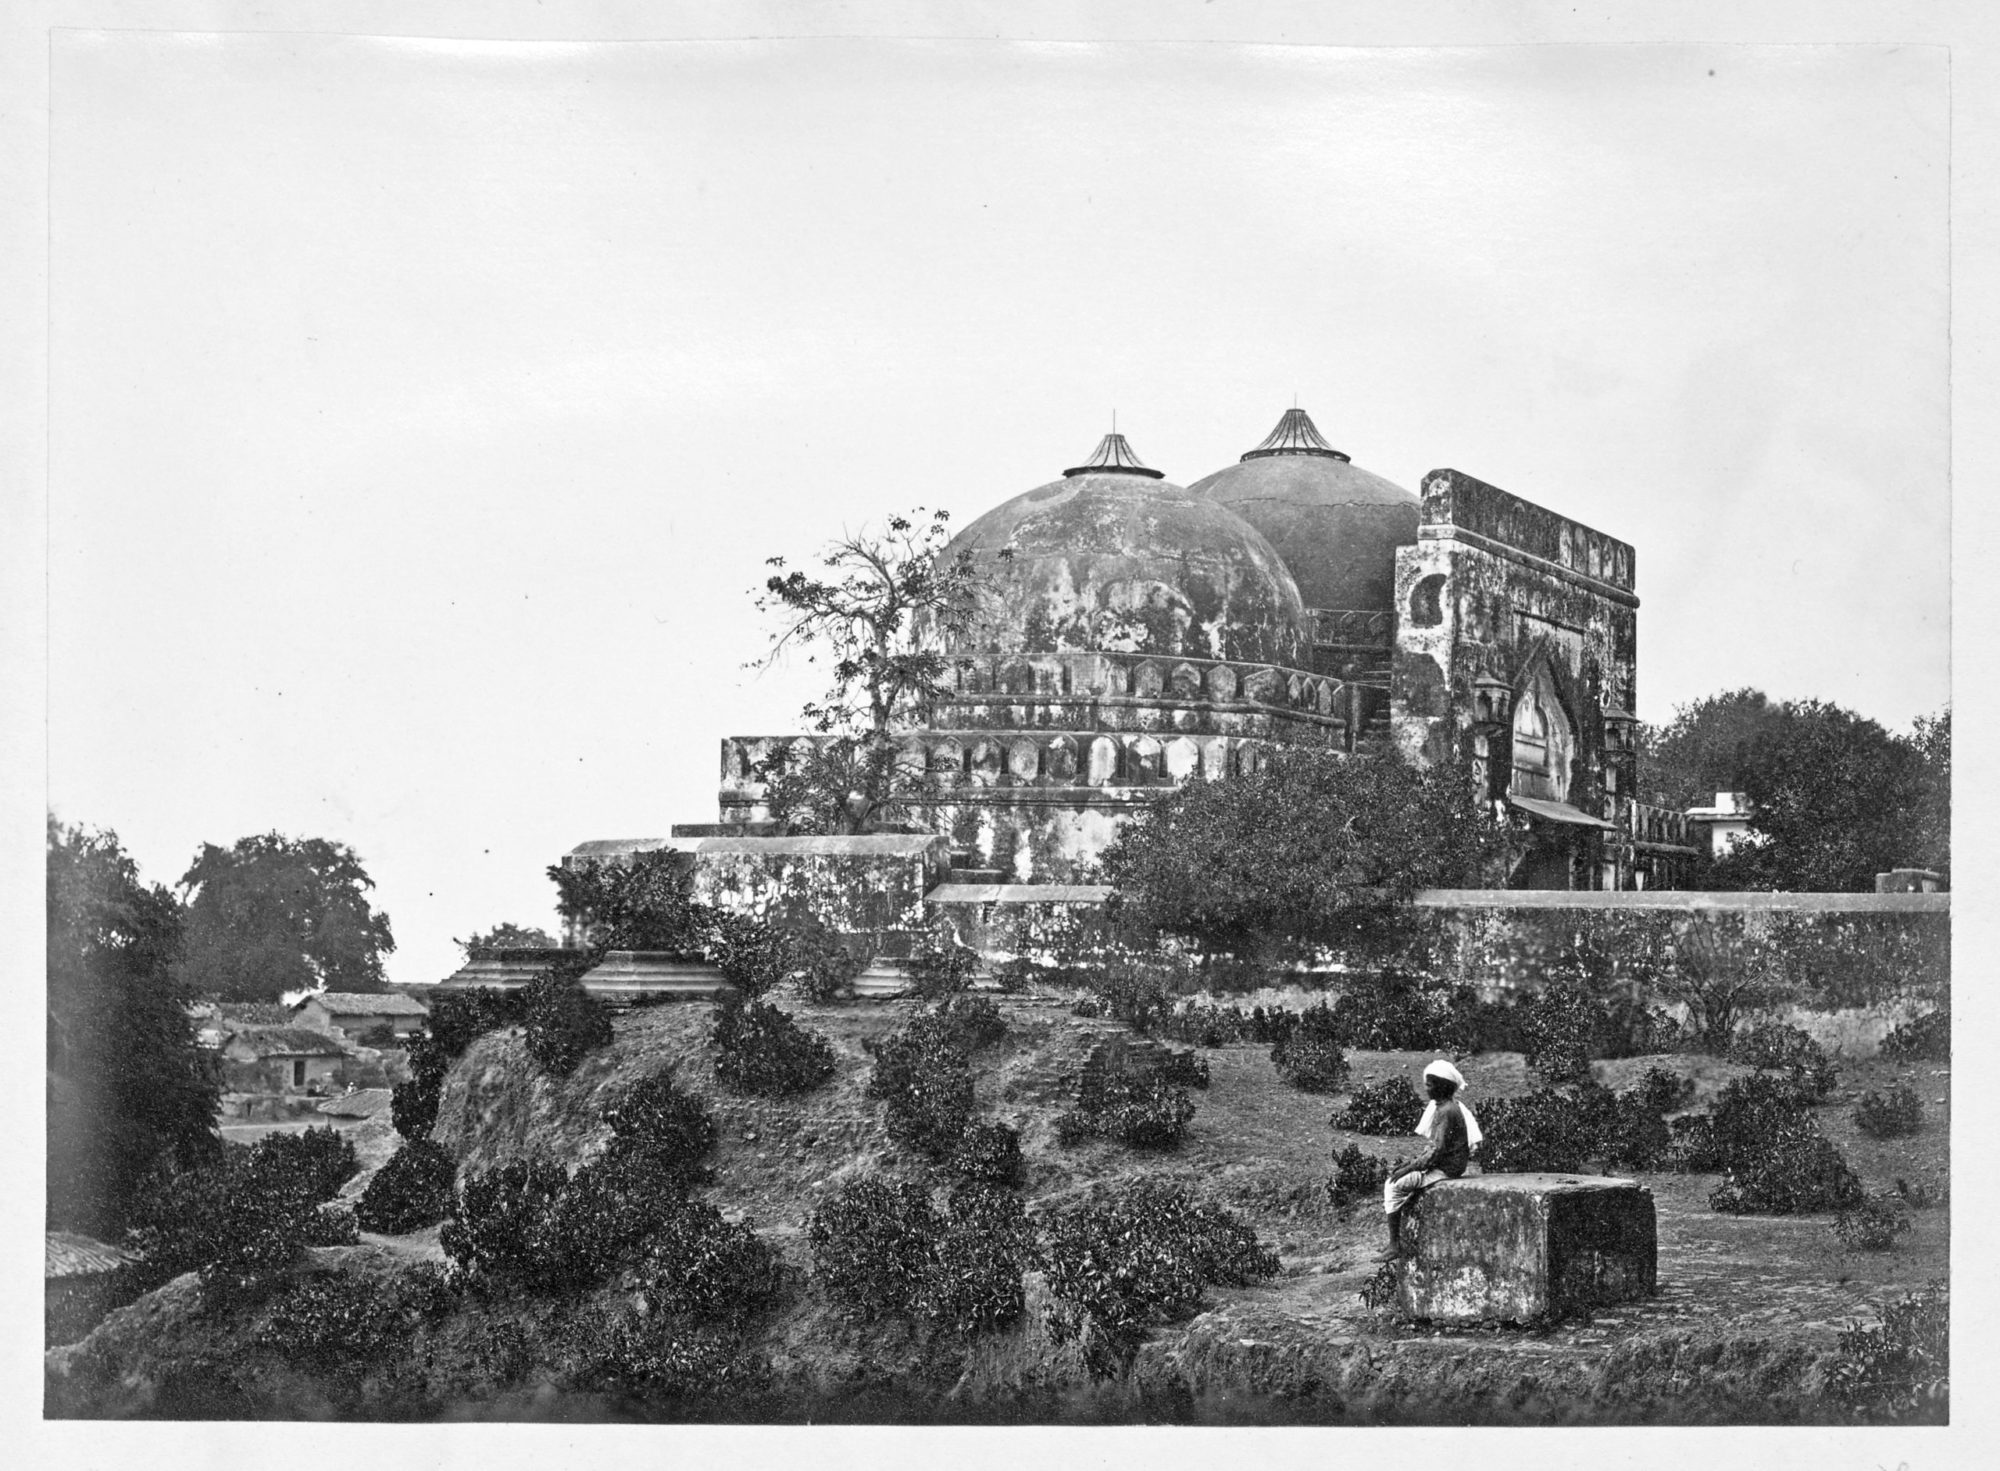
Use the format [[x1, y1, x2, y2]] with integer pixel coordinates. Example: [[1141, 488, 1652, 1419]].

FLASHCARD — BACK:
[[753, 509, 1007, 834]]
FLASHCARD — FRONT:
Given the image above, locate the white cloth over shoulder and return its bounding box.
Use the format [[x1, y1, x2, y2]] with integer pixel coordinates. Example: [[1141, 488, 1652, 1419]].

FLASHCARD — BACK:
[[1414, 1060, 1483, 1146]]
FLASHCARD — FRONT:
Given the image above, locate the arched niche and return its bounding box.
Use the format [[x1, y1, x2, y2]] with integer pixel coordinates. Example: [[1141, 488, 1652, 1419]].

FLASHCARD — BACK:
[[1510, 664, 1575, 803]]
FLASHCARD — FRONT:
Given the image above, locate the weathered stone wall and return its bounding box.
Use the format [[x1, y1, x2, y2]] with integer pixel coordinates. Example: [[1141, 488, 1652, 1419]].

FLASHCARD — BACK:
[[924, 882, 1124, 960], [1414, 889, 1950, 1015], [686, 835, 950, 957]]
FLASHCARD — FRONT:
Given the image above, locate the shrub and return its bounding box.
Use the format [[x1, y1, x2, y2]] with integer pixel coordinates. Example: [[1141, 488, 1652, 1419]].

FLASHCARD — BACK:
[[1333, 1076, 1422, 1135], [1328, 1143, 1391, 1209], [523, 972, 615, 1076], [633, 1198, 784, 1324], [1079, 947, 1191, 1031], [949, 1120, 1025, 1186], [128, 1140, 361, 1301], [1709, 1114, 1864, 1215], [1061, 1069, 1197, 1150], [390, 1036, 449, 1140], [1825, 1281, 1948, 1423], [580, 1314, 773, 1404], [917, 1183, 1034, 1335], [1037, 1181, 1278, 1377], [424, 986, 531, 1058], [705, 912, 797, 999], [989, 957, 1036, 994], [355, 1140, 458, 1235], [1853, 1084, 1924, 1139], [786, 915, 869, 1002], [257, 1263, 453, 1371], [936, 993, 1007, 1053], [1880, 1010, 1949, 1063], [1631, 1065, 1696, 1116], [604, 1069, 718, 1186], [1519, 985, 1598, 1085], [1271, 1004, 1349, 1093], [1475, 1088, 1602, 1173], [1326, 970, 1475, 1052], [867, 1014, 975, 1157], [1156, 1047, 1210, 1090], [252, 1127, 359, 1204], [711, 993, 838, 1098], [439, 1161, 569, 1290], [902, 934, 983, 1001], [1599, 1088, 1672, 1170], [1728, 1021, 1838, 1101], [807, 1178, 937, 1321], [1664, 1113, 1722, 1172], [1833, 1194, 1914, 1252]]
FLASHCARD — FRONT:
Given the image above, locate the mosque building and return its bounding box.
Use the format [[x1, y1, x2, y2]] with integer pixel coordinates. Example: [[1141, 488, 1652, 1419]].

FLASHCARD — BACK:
[[697, 407, 1695, 892]]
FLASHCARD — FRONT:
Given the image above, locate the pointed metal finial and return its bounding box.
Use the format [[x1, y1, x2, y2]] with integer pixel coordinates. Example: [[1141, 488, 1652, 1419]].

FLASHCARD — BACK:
[[1063, 430, 1165, 479], [1241, 405, 1350, 463]]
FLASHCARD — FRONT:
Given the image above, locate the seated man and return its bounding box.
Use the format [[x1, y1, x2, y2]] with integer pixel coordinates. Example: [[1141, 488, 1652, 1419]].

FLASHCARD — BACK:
[[1377, 1059, 1483, 1263]]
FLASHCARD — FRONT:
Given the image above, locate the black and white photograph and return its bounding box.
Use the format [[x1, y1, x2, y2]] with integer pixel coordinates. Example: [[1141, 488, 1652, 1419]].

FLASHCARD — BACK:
[[13, 0, 1993, 1453]]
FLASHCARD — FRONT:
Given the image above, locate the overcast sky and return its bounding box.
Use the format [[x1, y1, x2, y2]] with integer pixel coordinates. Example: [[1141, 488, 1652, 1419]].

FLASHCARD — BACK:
[[46, 33, 1950, 987]]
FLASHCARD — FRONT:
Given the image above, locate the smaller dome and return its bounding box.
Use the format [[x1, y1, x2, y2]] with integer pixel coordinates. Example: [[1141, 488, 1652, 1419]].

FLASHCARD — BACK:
[[943, 432, 1309, 666], [1189, 406, 1420, 615]]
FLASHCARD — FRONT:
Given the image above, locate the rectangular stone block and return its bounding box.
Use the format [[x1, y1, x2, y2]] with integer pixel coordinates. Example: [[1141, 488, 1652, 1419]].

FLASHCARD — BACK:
[[1397, 1172, 1657, 1324]]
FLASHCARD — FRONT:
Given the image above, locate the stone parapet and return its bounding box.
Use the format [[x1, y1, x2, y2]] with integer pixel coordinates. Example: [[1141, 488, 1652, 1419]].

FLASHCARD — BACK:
[[1398, 1172, 1657, 1325]]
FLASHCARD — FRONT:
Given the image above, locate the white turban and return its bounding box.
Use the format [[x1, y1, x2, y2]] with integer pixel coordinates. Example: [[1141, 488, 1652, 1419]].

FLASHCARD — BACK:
[[1422, 1059, 1466, 1090], [1415, 1060, 1482, 1148]]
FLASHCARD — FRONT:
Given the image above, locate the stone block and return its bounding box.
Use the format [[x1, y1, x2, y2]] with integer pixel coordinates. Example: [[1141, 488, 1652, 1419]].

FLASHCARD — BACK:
[[1397, 1172, 1656, 1324]]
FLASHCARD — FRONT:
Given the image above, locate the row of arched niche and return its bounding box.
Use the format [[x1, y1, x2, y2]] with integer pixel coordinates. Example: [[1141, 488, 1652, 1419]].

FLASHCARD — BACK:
[[940, 649, 1345, 717], [724, 731, 1279, 790]]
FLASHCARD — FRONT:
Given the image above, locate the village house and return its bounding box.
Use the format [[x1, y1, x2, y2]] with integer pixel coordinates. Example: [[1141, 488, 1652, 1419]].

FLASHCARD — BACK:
[[292, 990, 429, 1044], [219, 1026, 348, 1094]]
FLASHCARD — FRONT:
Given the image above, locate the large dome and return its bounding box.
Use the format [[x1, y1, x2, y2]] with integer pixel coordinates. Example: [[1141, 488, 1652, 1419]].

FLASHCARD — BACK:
[[1188, 407, 1420, 615], [944, 432, 1309, 666]]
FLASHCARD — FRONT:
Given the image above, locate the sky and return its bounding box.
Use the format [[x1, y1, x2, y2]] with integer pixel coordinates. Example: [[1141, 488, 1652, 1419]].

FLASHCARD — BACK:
[[43, 33, 1951, 988]]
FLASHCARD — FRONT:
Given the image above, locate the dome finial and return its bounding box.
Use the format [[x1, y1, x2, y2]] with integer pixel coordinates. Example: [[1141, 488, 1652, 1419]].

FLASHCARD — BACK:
[[1242, 405, 1351, 463], [1064, 428, 1165, 479]]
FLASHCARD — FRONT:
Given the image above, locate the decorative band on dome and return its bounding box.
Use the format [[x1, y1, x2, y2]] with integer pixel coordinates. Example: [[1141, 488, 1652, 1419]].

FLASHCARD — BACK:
[[1240, 407, 1351, 463], [1063, 432, 1165, 479]]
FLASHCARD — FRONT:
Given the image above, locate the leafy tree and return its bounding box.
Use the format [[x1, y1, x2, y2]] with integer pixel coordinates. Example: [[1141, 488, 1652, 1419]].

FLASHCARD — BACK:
[[176, 833, 395, 1001], [1713, 700, 1937, 892], [1636, 687, 1779, 809], [752, 507, 1006, 834], [454, 922, 559, 956], [1904, 707, 1950, 880], [1099, 748, 1507, 960], [47, 819, 221, 1237]]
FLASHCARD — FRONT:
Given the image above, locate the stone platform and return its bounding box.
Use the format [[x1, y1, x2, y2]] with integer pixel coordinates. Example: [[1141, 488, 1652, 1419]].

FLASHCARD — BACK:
[[1398, 1172, 1657, 1325]]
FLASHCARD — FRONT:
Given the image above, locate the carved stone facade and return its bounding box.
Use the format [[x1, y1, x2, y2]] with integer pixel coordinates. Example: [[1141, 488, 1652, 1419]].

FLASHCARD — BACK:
[[693, 412, 1688, 889]]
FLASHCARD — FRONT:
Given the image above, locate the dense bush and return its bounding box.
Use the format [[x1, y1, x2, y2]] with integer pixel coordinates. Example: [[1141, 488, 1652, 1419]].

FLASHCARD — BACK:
[[256, 1263, 453, 1370], [1709, 1113, 1864, 1215], [632, 1198, 785, 1324], [702, 912, 795, 999], [252, 1126, 359, 1203], [1894, 1170, 1949, 1211], [1631, 1065, 1696, 1116], [1853, 1083, 1924, 1139], [1156, 1002, 1302, 1048], [523, 971, 615, 1076], [1270, 1004, 1349, 1093], [711, 993, 838, 1098], [1728, 1021, 1838, 1101], [867, 1014, 975, 1158], [424, 986, 531, 1057], [949, 1120, 1025, 1186], [901, 934, 983, 1001], [807, 1177, 1032, 1334], [1060, 1068, 1197, 1150], [355, 1140, 458, 1235], [1832, 1194, 1914, 1251], [1475, 1088, 1602, 1173], [806, 1177, 937, 1321], [1880, 1009, 1949, 1063], [1326, 970, 1476, 1052], [1037, 1181, 1279, 1377], [440, 1161, 570, 1290], [1333, 1075, 1422, 1135], [579, 1316, 773, 1404], [604, 1069, 719, 1186], [128, 1135, 362, 1300], [936, 993, 1007, 1053], [1825, 1280, 1948, 1423], [1328, 1143, 1391, 1209], [785, 915, 870, 1002], [1155, 1046, 1210, 1090], [1518, 985, 1598, 1085]]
